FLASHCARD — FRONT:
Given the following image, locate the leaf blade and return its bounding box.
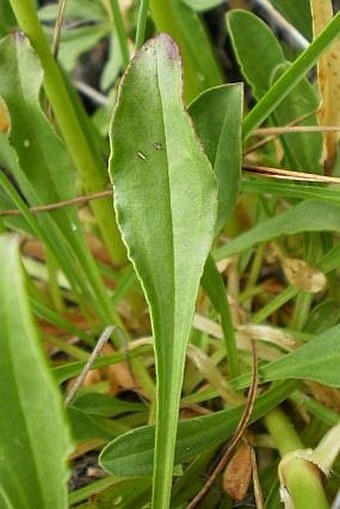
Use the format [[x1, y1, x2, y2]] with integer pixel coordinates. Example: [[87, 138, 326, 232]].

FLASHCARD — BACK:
[[0, 234, 72, 509], [109, 34, 217, 508]]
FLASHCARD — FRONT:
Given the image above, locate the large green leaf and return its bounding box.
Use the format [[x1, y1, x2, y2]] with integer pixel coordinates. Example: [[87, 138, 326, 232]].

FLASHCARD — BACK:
[[0, 33, 114, 324], [189, 84, 243, 232], [215, 200, 340, 260], [0, 235, 72, 508], [100, 380, 297, 477], [108, 34, 217, 508]]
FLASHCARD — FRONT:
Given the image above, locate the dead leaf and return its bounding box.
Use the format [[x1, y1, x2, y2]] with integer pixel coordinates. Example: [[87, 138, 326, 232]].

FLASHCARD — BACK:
[[102, 344, 137, 394], [307, 381, 340, 412], [222, 442, 253, 501], [0, 97, 10, 133], [310, 0, 340, 174], [282, 257, 326, 293]]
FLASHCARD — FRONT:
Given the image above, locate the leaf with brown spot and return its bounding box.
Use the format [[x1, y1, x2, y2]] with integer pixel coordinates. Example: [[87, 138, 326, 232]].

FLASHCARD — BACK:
[[310, 0, 340, 173], [222, 442, 253, 501]]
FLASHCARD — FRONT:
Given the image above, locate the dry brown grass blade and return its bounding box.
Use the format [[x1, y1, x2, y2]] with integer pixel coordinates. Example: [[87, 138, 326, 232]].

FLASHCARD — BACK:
[[0, 190, 112, 217], [187, 341, 258, 509], [310, 0, 340, 174], [243, 163, 340, 184], [251, 447, 265, 509], [64, 325, 115, 407]]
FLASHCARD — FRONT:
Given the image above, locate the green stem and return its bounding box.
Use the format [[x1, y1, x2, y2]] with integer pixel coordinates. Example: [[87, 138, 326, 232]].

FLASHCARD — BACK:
[[251, 286, 297, 324], [264, 407, 303, 456], [282, 457, 330, 509], [264, 408, 330, 509], [135, 0, 149, 49], [9, 0, 126, 265], [108, 0, 130, 68], [243, 12, 340, 138]]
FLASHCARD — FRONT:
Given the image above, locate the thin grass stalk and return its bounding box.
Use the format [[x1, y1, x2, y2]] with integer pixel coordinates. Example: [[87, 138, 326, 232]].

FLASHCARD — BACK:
[[135, 0, 149, 49], [108, 0, 130, 68], [9, 0, 126, 264]]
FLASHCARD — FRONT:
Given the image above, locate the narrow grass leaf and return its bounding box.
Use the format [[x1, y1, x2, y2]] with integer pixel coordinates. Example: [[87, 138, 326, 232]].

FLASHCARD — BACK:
[[260, 324, 340, 387], [107, 34, 217, 508], [215, 200, 340, 260], [0, 235, 72, 509], [149, 0, 222, 101], [0, 34, 115, 324], [100, 381, 297, 477], [201, 255, 240, 377]]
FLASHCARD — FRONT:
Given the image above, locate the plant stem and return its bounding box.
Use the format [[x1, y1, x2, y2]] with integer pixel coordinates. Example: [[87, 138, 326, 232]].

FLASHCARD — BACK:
[[251, 286, 297, 324], [108, 0, 130, 68], [281, 456, 330, 509], [9, 0, 126, 265], [264, 407, 303, 456], [264, 407, 330, 509], [135, 0, 149, 49]]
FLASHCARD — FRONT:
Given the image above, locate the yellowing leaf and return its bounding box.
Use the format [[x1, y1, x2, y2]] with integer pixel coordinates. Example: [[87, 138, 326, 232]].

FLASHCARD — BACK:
[[310, 0, 340, 173], [0, 96, 10, 133]]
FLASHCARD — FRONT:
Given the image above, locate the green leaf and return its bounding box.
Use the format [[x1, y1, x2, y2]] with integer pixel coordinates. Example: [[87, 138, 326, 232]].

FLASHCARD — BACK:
[[38, 0, 106, 23], [149, 0, 223, 102], [260, 324, 340, 387], [67, 407, 122, 442], [189, 84, 243, 232], [73, 393, 145, 417], [215, 200, 340, 260], [0, 33, 115, 324], [201, 255, 240, 377], [100, 380, 297, 477], [270, 0, 312, 40], [57, 24, 110, 72], [108, 34, 217, 508], [240, 10, 340, 138], [72, 478, 152, 509], [228, 10, 286, 99], [242, 177, 340, 206], [0, 234, 72, 509], [270, 63, 322, 173], [227, 10, 322, 172], [180, 0, 224, 12]]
